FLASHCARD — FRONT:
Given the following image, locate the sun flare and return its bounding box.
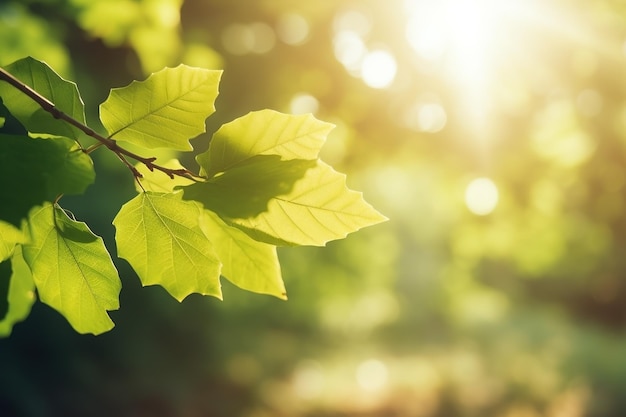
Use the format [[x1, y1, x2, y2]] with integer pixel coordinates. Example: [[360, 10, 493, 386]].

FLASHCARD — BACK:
[[404, 0, 520, 130], [401, 0, 610, 134]]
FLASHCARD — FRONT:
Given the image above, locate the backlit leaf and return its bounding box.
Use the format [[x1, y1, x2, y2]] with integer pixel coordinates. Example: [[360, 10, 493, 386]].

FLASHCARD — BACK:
[[22, 203, 121, 335], [0, 134, 95, 225], [113, 192, 222, 301], [197, 110, 334, 177], [100, 65, 222, 151], [183, 155, 315, 218], [134, 159, 194, 193], [0, 247, 36, 337], [200, 210, 285, 299], [223, 161, 388, 246], [0, 57, 85, 140], [0, 221, 25, 261]]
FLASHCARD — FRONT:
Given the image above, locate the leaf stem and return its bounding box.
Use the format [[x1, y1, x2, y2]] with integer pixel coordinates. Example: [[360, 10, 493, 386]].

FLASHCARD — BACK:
[[0, 66, 204, 182], [85, 142, 105, 154]]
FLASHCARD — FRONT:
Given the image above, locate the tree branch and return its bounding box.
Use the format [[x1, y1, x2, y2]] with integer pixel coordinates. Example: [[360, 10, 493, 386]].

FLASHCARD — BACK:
[[0, 66, 202, 182]]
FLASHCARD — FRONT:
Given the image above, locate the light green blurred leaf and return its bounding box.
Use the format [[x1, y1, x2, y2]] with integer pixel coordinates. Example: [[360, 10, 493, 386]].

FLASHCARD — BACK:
[[0, 134, 95, 226], [198, 109, 333, 177], [22, 203, 121, 335], [113, 192, 222, 301], [0, 246, 36, 337], [100, 64, 221, 151], [200, 210, 285, 299], [0, 57, 85, 140], [74, 0, 141, 45], [224, 161, 388, 246], [73, 0, 183, 73], [129, 25, 181, 74]]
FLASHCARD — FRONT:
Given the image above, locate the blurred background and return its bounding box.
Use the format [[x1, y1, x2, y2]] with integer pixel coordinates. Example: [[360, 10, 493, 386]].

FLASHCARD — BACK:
[[2, 0, 626, 416]]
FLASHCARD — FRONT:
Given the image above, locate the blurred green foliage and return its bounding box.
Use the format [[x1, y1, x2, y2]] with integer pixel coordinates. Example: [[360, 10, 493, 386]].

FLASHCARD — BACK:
[[3, 0, 626, 416]]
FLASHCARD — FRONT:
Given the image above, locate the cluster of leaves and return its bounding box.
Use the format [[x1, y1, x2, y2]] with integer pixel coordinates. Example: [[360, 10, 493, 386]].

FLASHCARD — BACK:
[[0, 57, 386, 336]]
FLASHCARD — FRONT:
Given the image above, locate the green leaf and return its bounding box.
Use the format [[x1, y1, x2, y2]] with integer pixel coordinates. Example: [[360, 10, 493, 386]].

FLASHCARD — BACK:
[[0, 221, 25, 261], [0, 98, 27, 135], [0, 247, 36, 337], [0, 57, 85, 140], [223, 161, 388, 246], [0, 134, 95, 225], [134, 159, 194, 193], [113, 192, 222, 301], [100, 64, 222, 151], [22, 203, 121, 335], [0, 258, 10, 319], [197, 110, 334, 177], [200, 210, 285, 299], [182, 155, 315, 218]]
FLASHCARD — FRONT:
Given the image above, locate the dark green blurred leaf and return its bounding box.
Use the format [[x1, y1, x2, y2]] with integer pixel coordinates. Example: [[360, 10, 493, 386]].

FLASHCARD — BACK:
[[0, 134, 95, 225], [0, 260, 10, 320], [0, 98, 27, 135]]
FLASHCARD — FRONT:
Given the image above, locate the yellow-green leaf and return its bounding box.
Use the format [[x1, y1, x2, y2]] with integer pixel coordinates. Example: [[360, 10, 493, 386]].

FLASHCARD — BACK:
[[134, 159, 194, 193], [183, 155, 315, 219], [113, 192, 222, 301], [0, 221, 25, 261], [225, 161, 388, 246], [22, 203, 121, 335], [0, 247, 36, 337], [100, 64, 222, 151], [200, 210, 285, 299], [197, 110, 334, 177]]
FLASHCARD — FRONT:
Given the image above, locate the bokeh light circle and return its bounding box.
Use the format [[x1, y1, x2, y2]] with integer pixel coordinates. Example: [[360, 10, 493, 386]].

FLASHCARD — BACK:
[[465, 177, 499, 215]]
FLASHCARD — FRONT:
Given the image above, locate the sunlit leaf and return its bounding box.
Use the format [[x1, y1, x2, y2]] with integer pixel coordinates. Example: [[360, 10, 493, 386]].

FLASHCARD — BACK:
[[0, 220, 25, 261], [134, 159, 194, 193], [0, 247, 36, 337], [137, 161, 285, 298], [200, 210, 285, 299], [0, 57, 85, 140], [183, 155, 315, 218], [22, 203, 121, 335], [113, 192, 222, 301], [100, 64, 222, 151], [0, 134, 95, 225], [197, 110, 334, 177], [224, 161, 388, 246]]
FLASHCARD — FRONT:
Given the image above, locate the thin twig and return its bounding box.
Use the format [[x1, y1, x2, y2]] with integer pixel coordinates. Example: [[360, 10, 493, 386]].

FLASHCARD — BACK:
[[0, 66, 204, 182]]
